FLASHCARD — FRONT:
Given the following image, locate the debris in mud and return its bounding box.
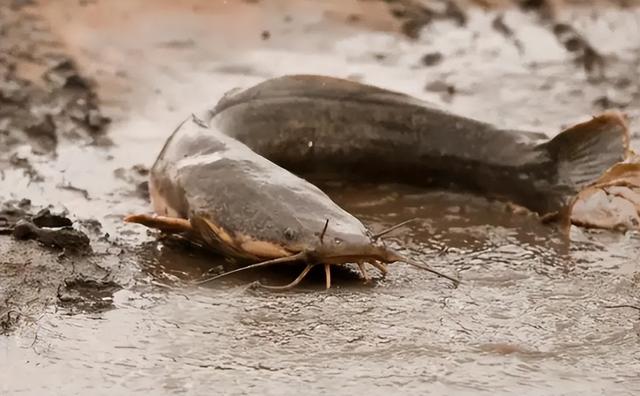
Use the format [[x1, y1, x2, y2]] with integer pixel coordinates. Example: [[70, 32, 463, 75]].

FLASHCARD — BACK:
[[13, 219, 91, 252], [261, 30, 271, 40], [492, 14, 524, 54], [552, 23, 605, 80], [24, 114, 57, 153], [425, 80, 456, 101], [604, 303, 640, 311], [373, 53, 388, 61], [593, 91, 633, 110], [570, 163, 640, 231], [517, 0, 556, 20], [347, 13, 361, 23], [425, 80, 455, 93], [57, 182, 91, 200], [8, 152, 44, 181], [77, 218, 103, 236], [383, 0, 467, 39], [0, 309, 21, 336], [57, 276, 121, 313], [0, 199, 33, 230], [1, 200, 66, 228], [44, 59, 91, 90], [421, 52, 443, 66], [571, 188, 640, 230], [114, 164, 151, 200]]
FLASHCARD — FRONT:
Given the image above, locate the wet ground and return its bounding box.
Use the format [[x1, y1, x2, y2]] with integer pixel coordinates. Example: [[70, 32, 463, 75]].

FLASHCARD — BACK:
[[1, 0, 640, 394]]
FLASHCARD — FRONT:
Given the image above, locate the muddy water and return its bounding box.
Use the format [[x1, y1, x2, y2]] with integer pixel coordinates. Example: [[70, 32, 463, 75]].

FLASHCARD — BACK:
[[2, 1, 640, 395]]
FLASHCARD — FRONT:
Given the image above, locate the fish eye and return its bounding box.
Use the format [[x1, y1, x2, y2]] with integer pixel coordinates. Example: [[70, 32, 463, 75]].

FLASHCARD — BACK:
[[334, 238, 342, 245], [283, 227, 296, 241]]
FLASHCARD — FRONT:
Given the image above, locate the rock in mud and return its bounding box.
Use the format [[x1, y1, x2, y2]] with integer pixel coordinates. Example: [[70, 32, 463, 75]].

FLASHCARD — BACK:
[[32, 208, 73, 228]]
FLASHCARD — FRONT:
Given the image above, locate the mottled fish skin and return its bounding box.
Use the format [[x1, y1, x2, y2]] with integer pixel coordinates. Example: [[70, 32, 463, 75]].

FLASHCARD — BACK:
[[211, 75, 629, 215], [149, 112, 385, 261]]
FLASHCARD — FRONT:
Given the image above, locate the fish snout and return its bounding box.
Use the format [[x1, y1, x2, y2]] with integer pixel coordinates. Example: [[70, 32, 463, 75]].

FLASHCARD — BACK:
[[309, 235, 395, 265]]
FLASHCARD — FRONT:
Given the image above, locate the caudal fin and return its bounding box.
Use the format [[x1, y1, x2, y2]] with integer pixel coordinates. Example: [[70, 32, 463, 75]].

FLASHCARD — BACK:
[[544, 111, 629, 197]]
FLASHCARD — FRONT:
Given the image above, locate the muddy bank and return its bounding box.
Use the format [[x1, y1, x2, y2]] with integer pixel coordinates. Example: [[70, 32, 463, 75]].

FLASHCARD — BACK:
[[0, 3, 124, 336], [1, 0, 640, 395]]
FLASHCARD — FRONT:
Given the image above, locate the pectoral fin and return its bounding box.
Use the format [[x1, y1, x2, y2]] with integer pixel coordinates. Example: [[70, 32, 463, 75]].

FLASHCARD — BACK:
[[124, 214, 193, 234], [189, 215, 257, 260]]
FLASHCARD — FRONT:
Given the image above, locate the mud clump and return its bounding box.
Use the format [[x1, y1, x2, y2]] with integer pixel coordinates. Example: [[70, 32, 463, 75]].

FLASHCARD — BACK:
[[76, 218, 104, 237], [0, 199, 33, 232], [13, 219, 91, 252], [2, 200, 69, 228], [1, 201, 91, 252], [0, 235, 124, 335], [114, 164, 151, 200], [57, 277, 121, 313], [0, 200, 123, 334]]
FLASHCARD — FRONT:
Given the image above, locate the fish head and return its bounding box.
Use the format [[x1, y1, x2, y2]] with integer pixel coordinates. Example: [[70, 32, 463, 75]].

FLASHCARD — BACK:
[[271, 215, 400, 266]]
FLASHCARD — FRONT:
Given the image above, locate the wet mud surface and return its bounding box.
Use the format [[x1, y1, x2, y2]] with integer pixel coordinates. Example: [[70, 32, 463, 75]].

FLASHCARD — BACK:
[[1, 0, 640, 394]]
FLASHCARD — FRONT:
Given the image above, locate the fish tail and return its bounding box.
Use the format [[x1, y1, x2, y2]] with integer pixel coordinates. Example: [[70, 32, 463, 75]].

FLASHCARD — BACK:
[[541, 111, 629, 209]]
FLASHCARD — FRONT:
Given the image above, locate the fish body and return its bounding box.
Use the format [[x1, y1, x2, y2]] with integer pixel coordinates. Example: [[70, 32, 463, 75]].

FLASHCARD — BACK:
[[211, 75, 629, 215], [126, 75, 632, 287]]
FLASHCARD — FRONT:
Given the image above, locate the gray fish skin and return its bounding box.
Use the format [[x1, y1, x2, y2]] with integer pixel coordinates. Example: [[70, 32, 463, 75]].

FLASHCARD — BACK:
[[211, 75, 628, 215], [149, 112, 389, 261]]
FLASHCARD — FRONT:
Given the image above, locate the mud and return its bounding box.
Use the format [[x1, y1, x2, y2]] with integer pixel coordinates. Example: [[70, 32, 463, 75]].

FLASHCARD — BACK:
[[0, 8, 110, 156], [1, 0, 640, 395]]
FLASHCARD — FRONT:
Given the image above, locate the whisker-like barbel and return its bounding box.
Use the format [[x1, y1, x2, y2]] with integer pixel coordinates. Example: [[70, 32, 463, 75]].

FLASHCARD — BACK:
[[193, 252, 308, 285], [400, 257, 460, 286], [372, 218, 419, 241]]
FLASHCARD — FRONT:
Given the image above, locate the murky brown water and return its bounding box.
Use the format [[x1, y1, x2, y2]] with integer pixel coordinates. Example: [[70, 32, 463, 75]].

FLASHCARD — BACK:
[[2, 1, 640, 395]]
